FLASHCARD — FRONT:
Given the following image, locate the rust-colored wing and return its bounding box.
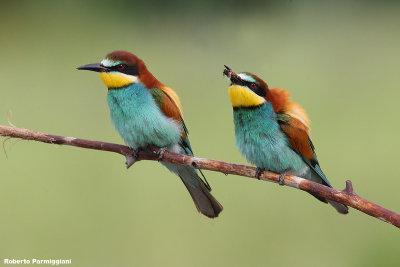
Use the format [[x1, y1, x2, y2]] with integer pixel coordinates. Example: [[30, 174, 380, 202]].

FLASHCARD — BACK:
[[277, 114, 314, 160], [268, 88, 311, 130], [150, 86, 188, 137], [150, 86, 210, 189], [272, 88, 332, 187], [270, 88, 314, 160]]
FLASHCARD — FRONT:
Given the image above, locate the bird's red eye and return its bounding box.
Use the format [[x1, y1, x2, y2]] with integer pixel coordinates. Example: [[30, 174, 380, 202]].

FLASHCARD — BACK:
[[117, 64, 124, 71], [250, 83, 256, 88]]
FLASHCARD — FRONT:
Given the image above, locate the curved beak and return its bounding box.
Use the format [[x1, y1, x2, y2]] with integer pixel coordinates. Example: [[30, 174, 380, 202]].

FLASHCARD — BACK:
[[76, 63, 108, 72], [223, 65, 232, 78], [223, 65, 240, 84]]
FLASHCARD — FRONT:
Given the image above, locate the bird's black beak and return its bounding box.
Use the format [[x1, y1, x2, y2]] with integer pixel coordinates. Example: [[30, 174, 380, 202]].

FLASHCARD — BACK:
[[76, 63, 108, 72], [223, 65, 240, 85], [223, 65, 232, 78]]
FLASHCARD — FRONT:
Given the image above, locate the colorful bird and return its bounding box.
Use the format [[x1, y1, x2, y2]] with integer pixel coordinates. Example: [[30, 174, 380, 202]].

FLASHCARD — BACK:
[[76, 51, 223, 218], [223, 66, 348, 214]]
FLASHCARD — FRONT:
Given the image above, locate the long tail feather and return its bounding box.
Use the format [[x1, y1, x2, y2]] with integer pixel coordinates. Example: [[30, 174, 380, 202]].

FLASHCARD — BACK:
[[162, 162, 223, 218], [327, 200, 349, 214], [180, 176, 223, 218], [309, 192, 348, 214], [309, 171, 349, 214]]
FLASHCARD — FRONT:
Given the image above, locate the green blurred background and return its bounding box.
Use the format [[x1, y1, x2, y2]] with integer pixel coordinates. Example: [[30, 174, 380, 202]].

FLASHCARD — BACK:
[[1, 0, 400, 266]]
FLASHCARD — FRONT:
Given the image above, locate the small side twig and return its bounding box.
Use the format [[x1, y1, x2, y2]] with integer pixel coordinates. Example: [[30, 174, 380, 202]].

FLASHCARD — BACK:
[[344, 180, 354, 195], [0, 124, 399, 229]]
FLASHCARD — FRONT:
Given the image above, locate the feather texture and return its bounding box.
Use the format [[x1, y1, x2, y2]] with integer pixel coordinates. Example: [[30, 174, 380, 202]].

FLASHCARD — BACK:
[[225, 69, 347, 214], [268, 88, 310, 130], [108, 83, 222, 218], [80, 51, 223, 217], [102, 51, 222, 217], [270, 89, 331, 186], [269, 89, 348, 213]]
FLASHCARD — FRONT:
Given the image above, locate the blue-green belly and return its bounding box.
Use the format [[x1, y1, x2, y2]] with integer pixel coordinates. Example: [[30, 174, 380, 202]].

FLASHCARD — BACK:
[[233, 103, 307, 175], [106, 84, 181, 151]]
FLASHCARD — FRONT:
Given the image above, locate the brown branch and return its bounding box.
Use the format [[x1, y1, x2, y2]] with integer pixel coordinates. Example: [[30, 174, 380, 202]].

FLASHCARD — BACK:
[[1, 124, 399, 228]]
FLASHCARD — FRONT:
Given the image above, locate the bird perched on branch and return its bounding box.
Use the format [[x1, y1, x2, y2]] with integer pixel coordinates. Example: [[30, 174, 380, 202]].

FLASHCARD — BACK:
[[76, 51, 222, 218], [223, 66, 348, 214]]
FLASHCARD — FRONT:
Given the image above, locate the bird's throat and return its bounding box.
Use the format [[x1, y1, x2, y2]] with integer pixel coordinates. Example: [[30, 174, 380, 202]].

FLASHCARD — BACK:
[[229, 85, 266, 108], [99, 72, 137, 89]]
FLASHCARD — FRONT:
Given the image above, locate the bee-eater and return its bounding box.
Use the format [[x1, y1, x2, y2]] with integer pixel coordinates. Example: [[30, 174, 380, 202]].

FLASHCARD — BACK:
[[76, 51, 223, 218], [223, 66, 348, 214]]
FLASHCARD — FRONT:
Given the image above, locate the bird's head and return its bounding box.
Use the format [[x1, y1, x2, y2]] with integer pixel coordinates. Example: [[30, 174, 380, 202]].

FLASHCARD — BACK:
[[77, 51, 161, 89], [223, 65, 269, 108]]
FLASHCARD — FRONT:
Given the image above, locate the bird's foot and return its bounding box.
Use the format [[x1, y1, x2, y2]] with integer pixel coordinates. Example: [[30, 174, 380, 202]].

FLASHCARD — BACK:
[[157, 147, 168, 161], [278, 170, 288, 186], [125, 150, 138, 169], [255, 168, 264, 180]]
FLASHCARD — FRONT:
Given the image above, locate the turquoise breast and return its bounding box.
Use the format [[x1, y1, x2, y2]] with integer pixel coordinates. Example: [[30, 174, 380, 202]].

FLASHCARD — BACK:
[[106, 84, 181, 151], [233, 103, 306, 174]]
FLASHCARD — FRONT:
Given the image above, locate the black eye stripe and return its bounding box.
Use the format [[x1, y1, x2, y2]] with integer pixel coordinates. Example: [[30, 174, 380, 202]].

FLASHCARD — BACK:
[[231, 75, 266, 97], [244, 81, 265, 97], [108, 64, 139, 76]]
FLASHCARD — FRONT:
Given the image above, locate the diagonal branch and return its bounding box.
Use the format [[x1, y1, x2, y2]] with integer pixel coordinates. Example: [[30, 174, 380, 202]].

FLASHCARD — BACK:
[[1, 124, 399, 229]]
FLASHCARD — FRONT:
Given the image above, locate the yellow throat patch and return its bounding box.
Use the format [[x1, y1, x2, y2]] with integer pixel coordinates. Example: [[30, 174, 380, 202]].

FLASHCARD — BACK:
[[99, 72, 137, 89], [228, 85, 266, 107]]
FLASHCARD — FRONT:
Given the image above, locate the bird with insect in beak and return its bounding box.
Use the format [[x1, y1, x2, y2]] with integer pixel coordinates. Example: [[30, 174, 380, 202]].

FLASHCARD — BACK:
[[76, 51, 223, 218], [223, 65, 348, 214]]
